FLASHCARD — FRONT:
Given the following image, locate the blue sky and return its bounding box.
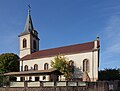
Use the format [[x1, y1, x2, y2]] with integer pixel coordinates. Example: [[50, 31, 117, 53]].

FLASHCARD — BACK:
[[0, 0, 120, 70]]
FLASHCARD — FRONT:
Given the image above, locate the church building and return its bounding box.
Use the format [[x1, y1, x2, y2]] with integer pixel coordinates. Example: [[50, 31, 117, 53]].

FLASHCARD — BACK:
[[5, 7, 100, 82]]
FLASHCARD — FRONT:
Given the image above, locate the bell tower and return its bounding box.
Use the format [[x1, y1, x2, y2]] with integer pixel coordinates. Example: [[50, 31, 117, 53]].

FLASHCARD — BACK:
[[19, 5, 39, 58]]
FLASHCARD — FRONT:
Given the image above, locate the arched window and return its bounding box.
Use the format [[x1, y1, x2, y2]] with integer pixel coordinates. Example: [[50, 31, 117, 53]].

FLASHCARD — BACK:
[[34, 64, 38, 70], [44, 63, 49, 70], [83, 60, 86, 72], [69, 60, 74, 73], [33, 40, 36, 49], [23, 38, 27, 48], [69, 60, 74, 66], [86, 60, 89, 72], [24, 65, 28, 71], [83, 59, 89, 72]]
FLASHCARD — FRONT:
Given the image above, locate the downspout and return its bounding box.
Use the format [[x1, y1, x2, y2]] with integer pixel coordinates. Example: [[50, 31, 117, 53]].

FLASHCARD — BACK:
[[97, 48, 100, 81], [22, 60, 23, 71], [92, 50, 94, 82]]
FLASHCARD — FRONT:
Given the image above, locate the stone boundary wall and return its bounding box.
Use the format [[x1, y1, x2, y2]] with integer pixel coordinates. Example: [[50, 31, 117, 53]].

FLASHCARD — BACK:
[[0, 80, 120, 91], [0, 87, 88, 91]]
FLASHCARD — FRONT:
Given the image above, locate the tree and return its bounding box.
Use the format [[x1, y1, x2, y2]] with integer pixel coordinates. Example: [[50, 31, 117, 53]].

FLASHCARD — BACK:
[[0, 53, 19, 86], [0, 53, 19, 73], [51, 55, 73, 80], [99, 68, 120, 81]]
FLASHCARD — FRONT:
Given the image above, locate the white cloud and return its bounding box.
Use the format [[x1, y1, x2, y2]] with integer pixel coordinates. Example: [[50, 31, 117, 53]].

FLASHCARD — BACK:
[[100, 15, 120, 69]]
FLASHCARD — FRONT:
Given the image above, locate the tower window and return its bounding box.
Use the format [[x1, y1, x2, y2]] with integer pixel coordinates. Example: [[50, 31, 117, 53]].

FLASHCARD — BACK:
[[44, 63, 49, 70], [34, 64, 38, 70], [23, 38, 27, 48], [24, 65, 28, 71], [33, 40, 36, 49], [83, 59, 89, 72]]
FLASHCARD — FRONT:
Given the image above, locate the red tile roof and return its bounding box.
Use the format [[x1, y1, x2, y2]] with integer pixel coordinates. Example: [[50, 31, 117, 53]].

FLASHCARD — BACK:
[[21, 41, 95, 61]]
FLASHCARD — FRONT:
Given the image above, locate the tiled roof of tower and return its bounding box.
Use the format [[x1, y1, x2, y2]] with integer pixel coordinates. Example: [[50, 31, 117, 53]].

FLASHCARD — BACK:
[[19, 7, 34, 37], [21, 41, 95, 61]]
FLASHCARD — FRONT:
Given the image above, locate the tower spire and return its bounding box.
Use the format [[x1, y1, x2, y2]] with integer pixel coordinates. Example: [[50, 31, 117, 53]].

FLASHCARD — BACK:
[[19, 2, 39, 58], [28, 3, 31, 15], [23, 3, 34, 33]]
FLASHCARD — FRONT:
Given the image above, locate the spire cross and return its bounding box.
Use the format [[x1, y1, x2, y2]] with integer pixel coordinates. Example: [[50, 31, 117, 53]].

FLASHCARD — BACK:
[[28, 4, 31, 14], [28, 0, 31, 15], [28, 4, 31, 10]]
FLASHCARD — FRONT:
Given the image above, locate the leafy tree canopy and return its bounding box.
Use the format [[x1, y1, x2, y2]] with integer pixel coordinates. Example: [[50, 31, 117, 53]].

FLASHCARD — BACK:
[[51, 55, 73, 80], [0, 53, 19, 73], [0, 53, 19, 86], [99, 68, 120, 81]]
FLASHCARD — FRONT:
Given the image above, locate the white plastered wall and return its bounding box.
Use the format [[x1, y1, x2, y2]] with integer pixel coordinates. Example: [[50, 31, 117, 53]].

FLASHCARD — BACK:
[[19, 34, 31, 58], [20, 50, 99, 82], [92, 50, 99, 81], [19, 34, 39, 58]]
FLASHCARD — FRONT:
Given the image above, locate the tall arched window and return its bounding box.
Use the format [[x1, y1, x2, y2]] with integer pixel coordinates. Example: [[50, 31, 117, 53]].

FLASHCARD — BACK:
[[33, 40, 36, 49], [83, 59, 89, 72], [23, 38, 27, 48], [69, 60, 74, 73], [44, 63, 49, 70], [83, 60, 86, 72], [24, 65, 28, 71], [86, 60, 89, 72], [34, 64, 38, 70], [69, 60, 74, 66]]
